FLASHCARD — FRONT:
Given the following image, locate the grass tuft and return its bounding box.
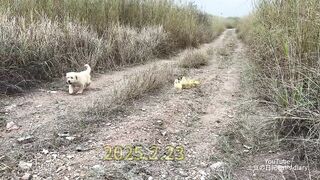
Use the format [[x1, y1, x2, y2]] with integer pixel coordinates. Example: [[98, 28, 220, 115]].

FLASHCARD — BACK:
[[179, 49, 210, 68], [90, 64, 173, 117]]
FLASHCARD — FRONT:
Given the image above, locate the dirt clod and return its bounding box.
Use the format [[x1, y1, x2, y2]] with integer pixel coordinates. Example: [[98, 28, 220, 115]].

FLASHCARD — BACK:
[[18, 161, 33, 170], [17, 136, 34, 144], [21, 173, 32, 180], [6, 121, 19, 131]]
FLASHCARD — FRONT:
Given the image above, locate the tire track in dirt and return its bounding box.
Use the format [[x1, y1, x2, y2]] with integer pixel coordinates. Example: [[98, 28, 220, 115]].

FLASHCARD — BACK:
[[0, 30, 247, 179]]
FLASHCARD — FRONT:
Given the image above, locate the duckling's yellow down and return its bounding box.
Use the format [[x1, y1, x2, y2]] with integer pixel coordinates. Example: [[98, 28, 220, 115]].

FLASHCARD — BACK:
[[174, 77, 200, 89]]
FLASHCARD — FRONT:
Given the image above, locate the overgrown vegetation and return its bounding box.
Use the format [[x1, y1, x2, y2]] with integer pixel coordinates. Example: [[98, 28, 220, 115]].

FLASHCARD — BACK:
[[224, 17, 240, 29], [237, 0, 320, 169], [0, 0, 225, 94]]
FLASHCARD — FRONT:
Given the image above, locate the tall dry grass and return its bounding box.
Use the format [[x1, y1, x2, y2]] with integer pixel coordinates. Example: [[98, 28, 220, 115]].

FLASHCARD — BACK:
[[0, 14, 167, 93], [0, 0, 224, 49], [238, 0, 320, 167], [0, 0, 224, 93], [0, 0, 225, 94]]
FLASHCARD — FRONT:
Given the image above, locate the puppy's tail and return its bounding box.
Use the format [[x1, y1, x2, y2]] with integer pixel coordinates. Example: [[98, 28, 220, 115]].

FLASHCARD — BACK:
[[84, 64, 91, 73]]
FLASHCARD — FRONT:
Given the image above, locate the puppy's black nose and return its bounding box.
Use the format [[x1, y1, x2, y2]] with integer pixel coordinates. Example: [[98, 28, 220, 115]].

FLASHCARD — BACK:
[[68, 80, 71, 84]]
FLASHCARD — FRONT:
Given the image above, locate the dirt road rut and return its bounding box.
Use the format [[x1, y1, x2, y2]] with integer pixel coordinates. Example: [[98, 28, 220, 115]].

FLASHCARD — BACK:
[[1, 29, 248, 179]]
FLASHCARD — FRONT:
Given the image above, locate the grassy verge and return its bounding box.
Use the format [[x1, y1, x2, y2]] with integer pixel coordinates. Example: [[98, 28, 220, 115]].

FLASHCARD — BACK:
[[88, 64, 173, 119], [235, 0, 320, 178], [0, 0, 225, 94]]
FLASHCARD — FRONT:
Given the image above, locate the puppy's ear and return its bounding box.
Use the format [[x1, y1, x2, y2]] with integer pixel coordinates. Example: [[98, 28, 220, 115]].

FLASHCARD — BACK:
[[75, 75, 78, 80]]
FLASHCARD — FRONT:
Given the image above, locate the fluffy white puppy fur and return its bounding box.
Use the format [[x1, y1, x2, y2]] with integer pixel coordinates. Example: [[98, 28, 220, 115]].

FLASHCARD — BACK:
[[66, 64, 91, 94]]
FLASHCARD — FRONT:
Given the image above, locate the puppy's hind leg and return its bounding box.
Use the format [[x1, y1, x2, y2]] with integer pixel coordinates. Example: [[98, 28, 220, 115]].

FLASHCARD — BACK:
[[85, 81, 91, 88], [69, 85, 75, 94], [77, 84, 85, 94]]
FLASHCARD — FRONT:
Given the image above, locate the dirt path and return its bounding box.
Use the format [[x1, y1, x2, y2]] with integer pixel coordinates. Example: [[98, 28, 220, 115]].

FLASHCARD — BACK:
[[0, 29, 247, 179]]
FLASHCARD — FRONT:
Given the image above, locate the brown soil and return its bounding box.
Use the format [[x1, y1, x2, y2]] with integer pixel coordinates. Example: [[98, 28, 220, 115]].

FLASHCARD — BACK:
[[0, 29, 255, 179]]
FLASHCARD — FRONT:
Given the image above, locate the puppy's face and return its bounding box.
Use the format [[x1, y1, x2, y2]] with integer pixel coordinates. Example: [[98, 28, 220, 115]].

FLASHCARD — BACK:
[[66, 72, 78, 85]]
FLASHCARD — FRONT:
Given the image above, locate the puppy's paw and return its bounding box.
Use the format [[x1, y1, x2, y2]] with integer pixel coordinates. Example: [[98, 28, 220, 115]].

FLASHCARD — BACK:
[[69, 86, 74, 94]]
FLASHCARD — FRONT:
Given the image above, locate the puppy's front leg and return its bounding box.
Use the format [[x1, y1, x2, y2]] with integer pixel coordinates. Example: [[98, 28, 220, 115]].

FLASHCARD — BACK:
[[69, 85, 74, 94], [77, 84, 84, 94]]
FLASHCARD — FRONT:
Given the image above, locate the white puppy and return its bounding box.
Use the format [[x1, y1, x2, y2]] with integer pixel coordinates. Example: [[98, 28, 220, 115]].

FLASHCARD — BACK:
[[66, 64, 91, 94]]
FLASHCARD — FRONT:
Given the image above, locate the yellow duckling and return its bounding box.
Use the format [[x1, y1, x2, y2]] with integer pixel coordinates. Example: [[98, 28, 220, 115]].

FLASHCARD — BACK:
[[180, 76, 188, 84], [174, 76, 200, 89], [189, 79, 200, 87], [174, 79, 183, 89]]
